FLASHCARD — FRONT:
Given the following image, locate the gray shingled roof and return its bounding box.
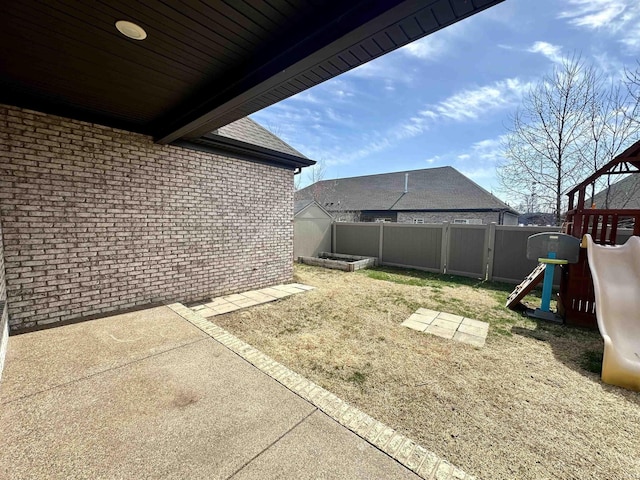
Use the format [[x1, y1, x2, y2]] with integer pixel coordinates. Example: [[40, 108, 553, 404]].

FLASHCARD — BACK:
[[296, 167, 517, 213], [590, 175, 640, 210], [215, 117, 306, 158]]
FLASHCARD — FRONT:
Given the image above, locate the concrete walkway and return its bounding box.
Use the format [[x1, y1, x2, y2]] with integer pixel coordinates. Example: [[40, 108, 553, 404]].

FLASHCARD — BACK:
[[189, 283, 314, 317], [0, 306, 421, 480]]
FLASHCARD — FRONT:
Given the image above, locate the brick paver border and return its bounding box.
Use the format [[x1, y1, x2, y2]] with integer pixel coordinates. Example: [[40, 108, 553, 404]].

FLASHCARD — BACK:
[[167, 302, 476, 480]]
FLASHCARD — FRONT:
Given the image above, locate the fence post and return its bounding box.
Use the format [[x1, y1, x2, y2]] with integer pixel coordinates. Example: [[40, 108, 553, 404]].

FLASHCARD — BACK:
[[440, 222, 449, 274], [378, 223, 384, 265], [332, 222, 337, 254], [485, 222, 496, 281]]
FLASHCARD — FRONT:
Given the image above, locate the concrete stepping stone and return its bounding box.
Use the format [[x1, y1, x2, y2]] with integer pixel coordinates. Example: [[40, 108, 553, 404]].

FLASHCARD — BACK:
[[402, 310, 488, 347]]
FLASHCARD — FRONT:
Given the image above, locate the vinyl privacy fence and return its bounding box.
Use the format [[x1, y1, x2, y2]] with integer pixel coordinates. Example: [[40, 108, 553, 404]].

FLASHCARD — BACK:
[[331, 222, 564, 284]]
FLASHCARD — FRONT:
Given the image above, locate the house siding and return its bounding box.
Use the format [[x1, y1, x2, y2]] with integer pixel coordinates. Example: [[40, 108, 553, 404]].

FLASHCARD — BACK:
[[397, 211, 501, 225], [0, 105, 294, 331]]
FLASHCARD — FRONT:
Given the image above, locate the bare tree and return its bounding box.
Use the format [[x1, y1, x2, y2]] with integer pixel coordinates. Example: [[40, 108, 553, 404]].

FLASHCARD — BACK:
[[579, 75, 640, 207], [498, 56, 596, 225], [499, 56, 640, 225]]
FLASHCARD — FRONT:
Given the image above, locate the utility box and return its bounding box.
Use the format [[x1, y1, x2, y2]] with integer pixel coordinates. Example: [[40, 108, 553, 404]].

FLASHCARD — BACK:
[[527, 233, 580, 263]]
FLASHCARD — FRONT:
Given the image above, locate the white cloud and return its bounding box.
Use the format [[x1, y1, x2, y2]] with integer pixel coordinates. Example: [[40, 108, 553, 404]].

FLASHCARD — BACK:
[[457, 154, 470, 160], [420, 78, 531, 122], [401, 36, 447, 61], [469, 136, 508, 163], [559, 0, 640, 52], [460, 166, 496, 181], [527, 41, 564, 63], [425, 155, 440, 164]]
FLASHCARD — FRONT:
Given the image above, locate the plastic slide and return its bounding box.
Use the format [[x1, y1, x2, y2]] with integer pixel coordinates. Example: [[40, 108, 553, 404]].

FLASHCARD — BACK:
[[582, 234, 640, 391]]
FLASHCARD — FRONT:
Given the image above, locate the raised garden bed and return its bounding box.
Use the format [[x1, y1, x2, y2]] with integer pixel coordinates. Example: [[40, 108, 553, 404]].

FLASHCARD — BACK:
[[297, 252, 377, 272]]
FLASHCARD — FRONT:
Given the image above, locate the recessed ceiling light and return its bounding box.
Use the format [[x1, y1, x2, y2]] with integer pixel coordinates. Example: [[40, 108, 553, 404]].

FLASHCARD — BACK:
[[115, 20, 147, 41]]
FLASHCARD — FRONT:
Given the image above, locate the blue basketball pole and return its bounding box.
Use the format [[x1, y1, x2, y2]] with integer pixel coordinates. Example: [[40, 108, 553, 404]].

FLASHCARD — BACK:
[[540, 252, 556, 312]]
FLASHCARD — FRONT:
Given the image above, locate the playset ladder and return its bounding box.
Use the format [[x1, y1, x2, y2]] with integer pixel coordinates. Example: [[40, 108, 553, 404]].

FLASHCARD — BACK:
[[505, 263, 546, 309]]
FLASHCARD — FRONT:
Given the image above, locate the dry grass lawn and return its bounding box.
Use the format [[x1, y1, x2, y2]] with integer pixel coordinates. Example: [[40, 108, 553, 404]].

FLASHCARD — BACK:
[[213, 264, 640, 480]]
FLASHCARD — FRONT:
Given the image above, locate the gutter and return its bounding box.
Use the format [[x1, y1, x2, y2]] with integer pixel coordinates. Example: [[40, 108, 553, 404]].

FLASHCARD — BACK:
[[174, 133, 315, 171]]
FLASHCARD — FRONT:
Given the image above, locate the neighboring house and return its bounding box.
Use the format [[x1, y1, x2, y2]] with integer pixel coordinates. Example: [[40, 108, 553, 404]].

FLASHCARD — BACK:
[[518, 212, 557, 226], [296, 167, 519, 225], [293, 200, 333, 259]]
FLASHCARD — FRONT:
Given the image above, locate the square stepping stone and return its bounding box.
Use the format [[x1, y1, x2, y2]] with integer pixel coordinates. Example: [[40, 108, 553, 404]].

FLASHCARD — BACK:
[[401, 318, 429, 332], [213, 303, 241, 314], [407, 313, 433, 325], [288, 283, 315, 291], [425, 324, 456, 340], [259, 288, 291, 299], [271, 285, 306, 294], [231, 297, 260, 308], [415, 308, 439, 320], [431, 316, 461, 329], [461, 318, 489, 330], [197, 307, 217, 318], [458, 323, 487, 336], [437, 312, 464, 323], [402, 309, 488, 347], [223, 294, 247, 303], [453, 331, 486, 347], [243, 291, 277, 302], [208, 297, 230, 306]]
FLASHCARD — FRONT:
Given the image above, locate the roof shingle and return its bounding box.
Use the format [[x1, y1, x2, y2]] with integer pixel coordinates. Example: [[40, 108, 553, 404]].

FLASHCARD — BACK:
[[215, 117, 306, 159], [296, 167, 516, 213]]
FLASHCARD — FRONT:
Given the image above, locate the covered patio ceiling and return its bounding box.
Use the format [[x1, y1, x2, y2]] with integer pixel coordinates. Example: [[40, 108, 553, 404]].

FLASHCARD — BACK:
[[0, 0, 504, 145]]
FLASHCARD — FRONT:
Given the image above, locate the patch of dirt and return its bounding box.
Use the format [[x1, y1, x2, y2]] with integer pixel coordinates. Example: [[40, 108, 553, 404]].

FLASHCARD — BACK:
[[214, 265, 640, 480]]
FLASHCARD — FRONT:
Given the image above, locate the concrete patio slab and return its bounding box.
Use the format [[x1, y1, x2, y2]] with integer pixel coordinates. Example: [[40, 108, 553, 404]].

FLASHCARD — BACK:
[[0, 306, 205, 403], [233, 410, 420, 479], [1, 338, 314, 480], [0, 305, 439, 480]]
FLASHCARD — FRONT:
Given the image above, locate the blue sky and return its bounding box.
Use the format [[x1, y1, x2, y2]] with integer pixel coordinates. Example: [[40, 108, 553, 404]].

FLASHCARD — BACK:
[[251, 0, 640, 204]]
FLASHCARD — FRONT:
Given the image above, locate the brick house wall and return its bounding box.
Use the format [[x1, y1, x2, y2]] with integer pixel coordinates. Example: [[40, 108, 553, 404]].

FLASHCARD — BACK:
[[397, 211, 501, 225], [0, 105, 294, 331], [0, 219, 8, 378]]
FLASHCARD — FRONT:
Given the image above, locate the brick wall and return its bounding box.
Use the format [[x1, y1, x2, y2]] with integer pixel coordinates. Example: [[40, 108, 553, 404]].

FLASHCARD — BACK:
[[397, 211, 501, 225], [0, 219, 8, 379], [0, 105, 294, 331]]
